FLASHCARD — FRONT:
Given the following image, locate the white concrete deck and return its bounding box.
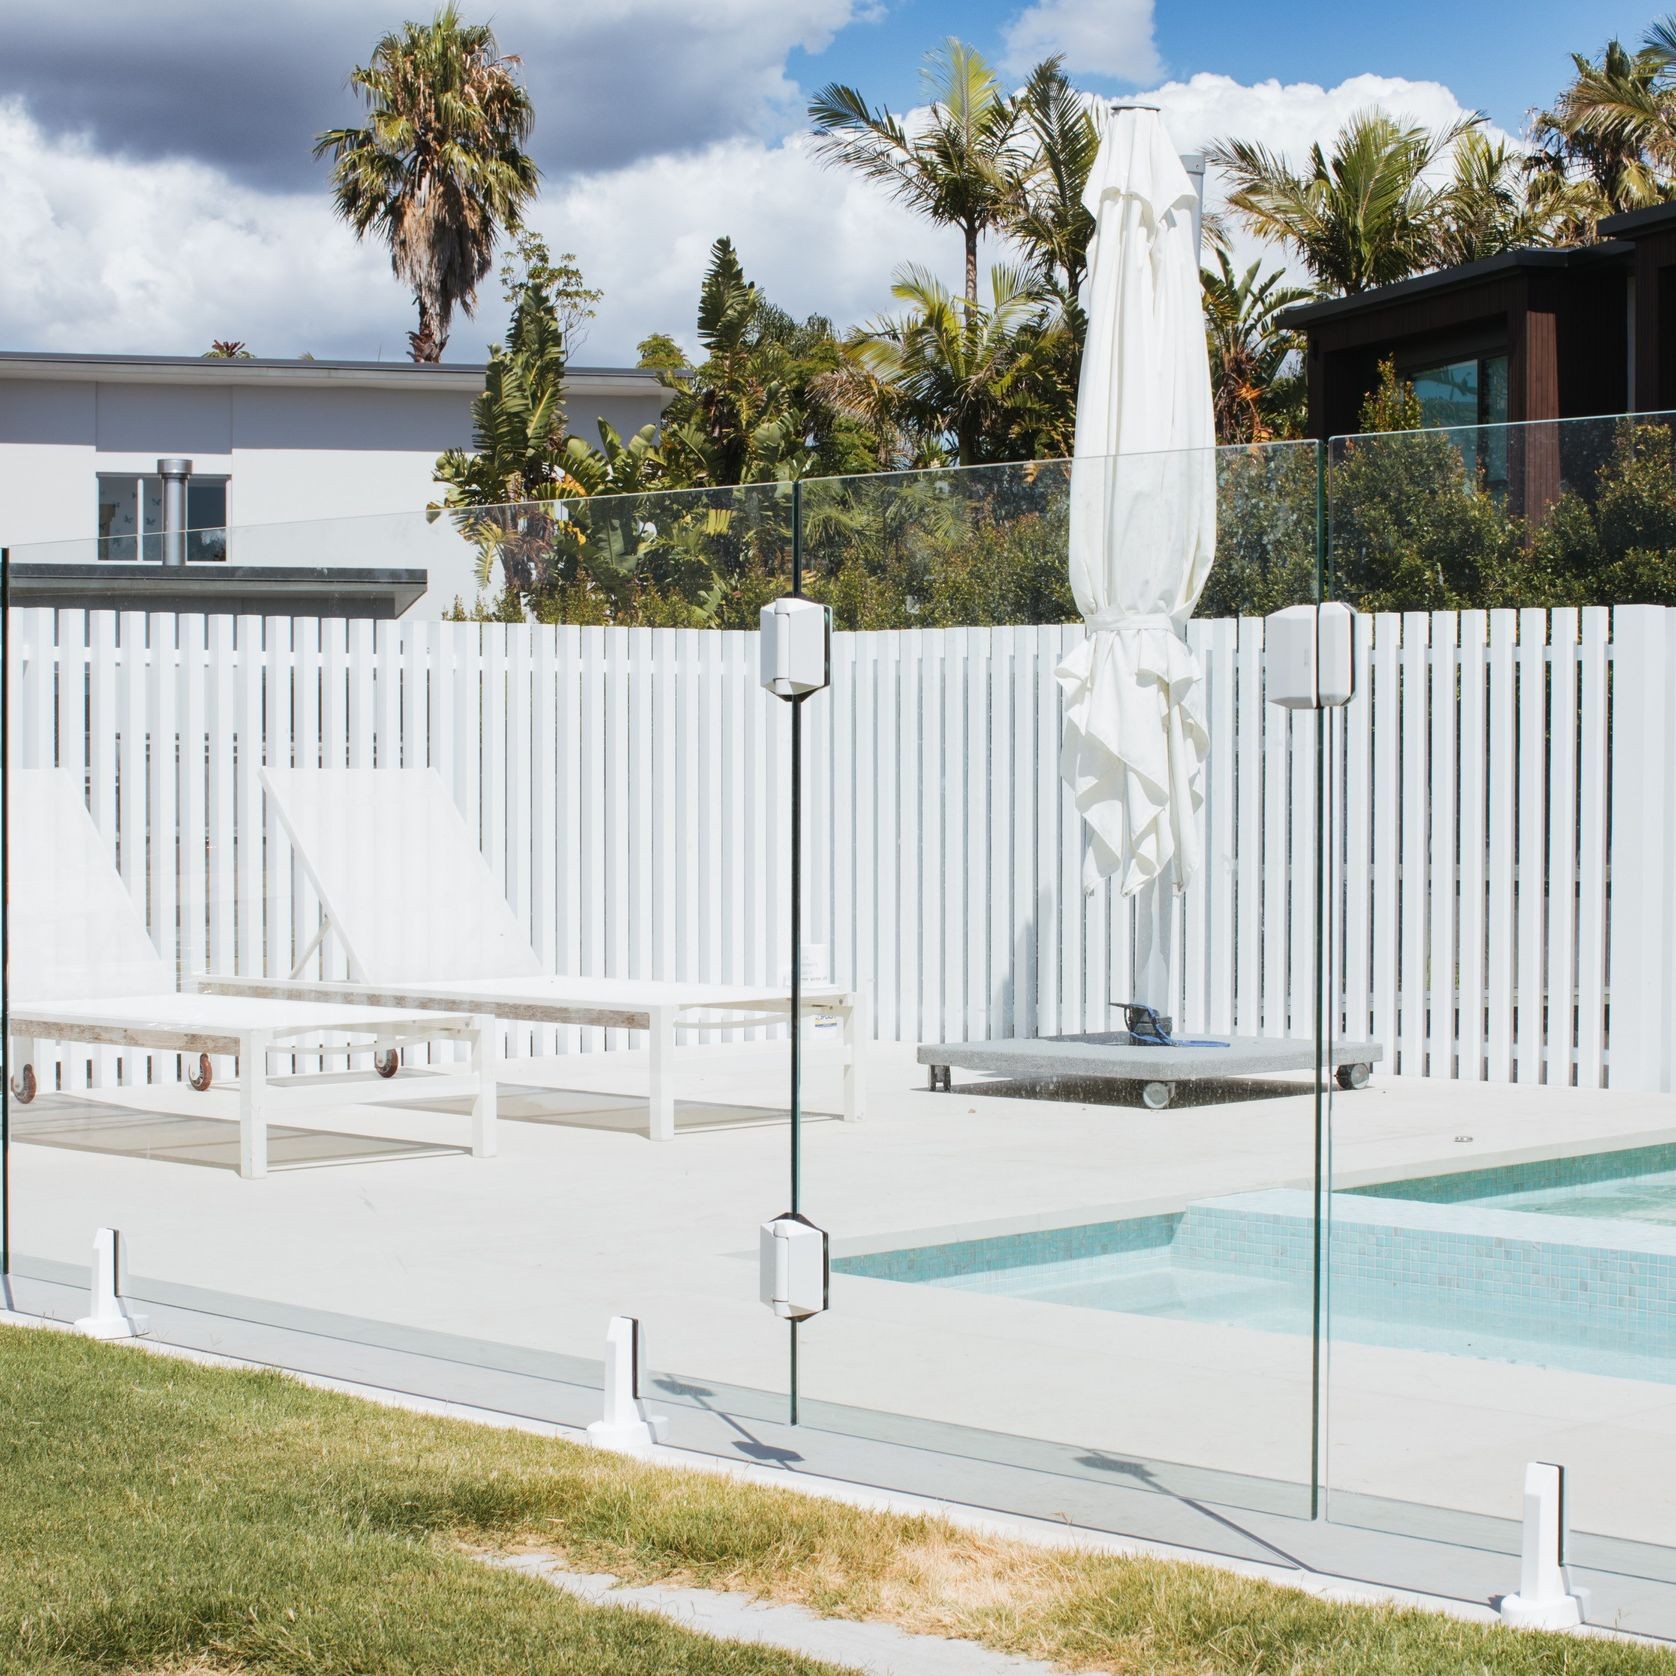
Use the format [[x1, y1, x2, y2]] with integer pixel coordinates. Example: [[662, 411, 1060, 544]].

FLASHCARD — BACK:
[[12, 1038, 1676, 1554]]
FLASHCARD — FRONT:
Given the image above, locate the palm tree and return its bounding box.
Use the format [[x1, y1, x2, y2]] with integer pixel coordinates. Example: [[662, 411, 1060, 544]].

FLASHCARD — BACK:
[[1005, 57, 1101, 305], [1531, 32, 1676, 214], [1200, 253, 1311, 444], [315, 6, 537, 361], [1437, 131, 1599, 262], [846, 264, 1064, 465], [809, 39, 1023, 304], [1208, 110, 1480, 295]]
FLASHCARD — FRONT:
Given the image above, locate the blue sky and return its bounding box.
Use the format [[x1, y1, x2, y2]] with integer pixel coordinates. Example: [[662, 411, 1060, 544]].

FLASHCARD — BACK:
[[795, 0, 1652, 134]]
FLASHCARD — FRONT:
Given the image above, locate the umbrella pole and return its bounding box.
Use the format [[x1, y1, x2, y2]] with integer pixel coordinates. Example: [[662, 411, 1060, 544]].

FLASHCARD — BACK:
[[1132, 864, 1175, 1027]]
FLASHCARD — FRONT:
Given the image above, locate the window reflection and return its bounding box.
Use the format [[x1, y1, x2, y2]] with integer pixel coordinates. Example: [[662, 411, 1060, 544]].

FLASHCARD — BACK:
[[95, 474, 228, 560]]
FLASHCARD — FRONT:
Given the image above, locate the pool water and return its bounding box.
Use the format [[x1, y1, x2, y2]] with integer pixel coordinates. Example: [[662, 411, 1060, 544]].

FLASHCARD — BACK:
[[1348, 1142, 1676, 1225], [920, 1240, 1676, 1380], [838, 1147, 1676, 1384], [1436, 1169, 1676, 1227]]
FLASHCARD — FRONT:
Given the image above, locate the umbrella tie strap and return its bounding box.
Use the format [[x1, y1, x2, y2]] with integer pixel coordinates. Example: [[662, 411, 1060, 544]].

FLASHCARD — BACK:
[[1084, 610, 1178, 633]]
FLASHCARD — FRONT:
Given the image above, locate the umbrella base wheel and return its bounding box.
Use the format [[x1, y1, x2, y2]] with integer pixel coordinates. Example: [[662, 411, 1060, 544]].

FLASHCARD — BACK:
[[1336, 1062, 1372, 1091], [928, 1065, 952, 1093], [1142, 1080, 1173, 1111]]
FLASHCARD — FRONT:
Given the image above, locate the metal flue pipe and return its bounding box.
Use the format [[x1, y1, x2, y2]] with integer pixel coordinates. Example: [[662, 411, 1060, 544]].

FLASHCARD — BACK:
[[157, 458, 191, 566]]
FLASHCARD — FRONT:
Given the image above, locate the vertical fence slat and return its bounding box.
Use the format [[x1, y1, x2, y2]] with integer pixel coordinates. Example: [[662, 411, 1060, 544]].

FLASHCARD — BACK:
[[1575, 608, 1610, 1087], [1546, 608, 1579, 1086], [1340, 611, 1373, 1048], [1427, 613, 1458, 1078], [1262, 622, 1289, 1039], [1516, 607, 1547, 1084], [1456, 611, 1487, 1081]]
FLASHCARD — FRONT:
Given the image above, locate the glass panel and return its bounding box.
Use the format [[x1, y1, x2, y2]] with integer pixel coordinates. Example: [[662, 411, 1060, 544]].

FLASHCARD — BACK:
[[1323, 411, 1676, 1582], [4, 487, 796, 1450], [96, 476, 138, 562], [141, 477, 164, 563], [185, 481, 228, 562], [790, 443, 1329, 1544], [1411, 359, 1480, 431]]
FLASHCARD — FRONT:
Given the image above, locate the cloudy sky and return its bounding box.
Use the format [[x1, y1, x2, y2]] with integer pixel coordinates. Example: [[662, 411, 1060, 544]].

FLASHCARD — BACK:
[[0, 0, 1650, 366]]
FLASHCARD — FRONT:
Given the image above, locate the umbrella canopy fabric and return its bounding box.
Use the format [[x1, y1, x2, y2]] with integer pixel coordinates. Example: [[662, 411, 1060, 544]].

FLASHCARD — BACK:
[[1057, 106, 1216, 898]]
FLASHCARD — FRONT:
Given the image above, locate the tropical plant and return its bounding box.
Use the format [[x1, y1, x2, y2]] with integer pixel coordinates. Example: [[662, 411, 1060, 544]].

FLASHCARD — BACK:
[[1005, 56, 1100, 306], [809, 39, 1023, 304], [203, 340, 253, 359], [1208, 110, 1481, 295], [431, 237, 582, 592], [651, 237, 872, 487], [1435, 129, 1601, 262], [1530, 31, 1676, 215], [314, 5, 537, 361], [1201, 252, 1310, 444], [844, 264, 1068, 466]]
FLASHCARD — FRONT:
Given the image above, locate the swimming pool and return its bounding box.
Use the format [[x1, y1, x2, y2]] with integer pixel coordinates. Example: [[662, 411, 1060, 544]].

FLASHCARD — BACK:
[[1347, 1142, 1676, 1227], [835, 1147, 1676, 1384]]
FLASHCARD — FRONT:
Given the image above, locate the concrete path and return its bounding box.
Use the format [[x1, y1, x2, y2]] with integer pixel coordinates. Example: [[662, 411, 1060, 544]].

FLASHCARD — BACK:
[[488, 1552, 1066, 1676]]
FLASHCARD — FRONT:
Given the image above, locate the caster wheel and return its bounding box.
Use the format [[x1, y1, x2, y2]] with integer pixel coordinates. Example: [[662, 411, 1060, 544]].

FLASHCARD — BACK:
[[188, 1053, 213, 1092], [10, 1064, 36, 1104], [374, 1049, 400, 1079], [1142, 1080, 1173, 1111], [1336, 1062, 1371, 1091], [928, 1065, 951, 1092]]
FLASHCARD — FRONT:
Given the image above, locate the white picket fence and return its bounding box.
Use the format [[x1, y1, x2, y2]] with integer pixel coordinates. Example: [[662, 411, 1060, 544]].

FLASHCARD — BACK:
[[7, 604, 1673, 1093]]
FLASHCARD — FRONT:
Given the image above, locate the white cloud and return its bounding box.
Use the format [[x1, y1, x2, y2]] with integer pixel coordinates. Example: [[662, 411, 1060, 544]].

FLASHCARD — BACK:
[[1001, 0, 1160, 83], [1136, 73, 1509, 282], [540, 133, 959, 366], [0, 70, 1510, 367], [0, 101, 395, 360], [1141, 70, 1502, 163]]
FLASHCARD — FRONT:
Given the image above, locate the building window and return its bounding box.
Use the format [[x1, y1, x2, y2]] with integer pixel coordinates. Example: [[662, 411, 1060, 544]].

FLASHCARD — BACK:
[[96, 473, 229, 561], [1408, 355, 1510, 494]]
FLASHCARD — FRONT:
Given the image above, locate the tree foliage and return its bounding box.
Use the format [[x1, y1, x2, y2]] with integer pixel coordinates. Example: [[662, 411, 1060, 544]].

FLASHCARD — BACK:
[[1201, 252, 1310, 445], [1531, 26, 1676, 215], [314, 5, 537, 361], [809, 39, 1023, 304]]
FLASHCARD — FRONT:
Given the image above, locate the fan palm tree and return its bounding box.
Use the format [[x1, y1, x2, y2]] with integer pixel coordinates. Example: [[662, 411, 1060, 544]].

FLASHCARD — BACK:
[[1208, 110, 1480, 295], [1200, 253, 1311, 444], [809, 39, 1023, 304], [1531, 32, 1676, 214], [315, 6, 537, 361]]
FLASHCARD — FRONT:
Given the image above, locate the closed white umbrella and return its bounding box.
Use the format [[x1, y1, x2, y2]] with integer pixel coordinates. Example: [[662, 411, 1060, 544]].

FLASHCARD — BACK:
[[1057, 105, 1216, 916]]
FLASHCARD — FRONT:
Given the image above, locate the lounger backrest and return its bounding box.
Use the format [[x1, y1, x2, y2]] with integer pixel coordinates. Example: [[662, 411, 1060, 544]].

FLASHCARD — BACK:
[[8, 768, 174, 1001], [261, 767, 544, 984]]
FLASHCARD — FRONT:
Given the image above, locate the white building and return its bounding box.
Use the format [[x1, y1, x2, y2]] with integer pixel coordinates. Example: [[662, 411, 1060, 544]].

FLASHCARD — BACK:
[[0, 351, 672, 615]]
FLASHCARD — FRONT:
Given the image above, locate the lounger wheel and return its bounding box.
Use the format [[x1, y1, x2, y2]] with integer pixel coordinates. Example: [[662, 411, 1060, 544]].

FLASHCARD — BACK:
[[1142, 1080, 1173, 1111], [188, 1053, 213, 1093], [1336, 1062, 1371, 1091], [10, 1064, 36, 1104], [374, 1048, 400, 1079]]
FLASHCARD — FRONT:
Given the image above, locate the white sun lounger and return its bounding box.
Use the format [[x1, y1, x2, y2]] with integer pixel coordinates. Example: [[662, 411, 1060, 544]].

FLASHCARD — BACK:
[[6, 769, 497, 1178], [196, 767, 866, 1141]]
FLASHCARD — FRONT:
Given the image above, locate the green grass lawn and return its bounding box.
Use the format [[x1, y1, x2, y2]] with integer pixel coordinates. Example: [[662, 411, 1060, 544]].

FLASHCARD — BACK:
[[5, 1321, 1674, 1676]]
